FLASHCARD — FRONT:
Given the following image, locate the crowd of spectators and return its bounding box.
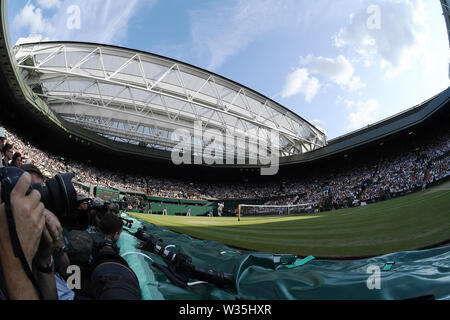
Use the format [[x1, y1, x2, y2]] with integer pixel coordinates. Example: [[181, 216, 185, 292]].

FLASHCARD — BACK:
[[260, 133, 449, 209], [2, 127, 449, 210], [3, 129, 207, 199], [201, 132, 449, 210]]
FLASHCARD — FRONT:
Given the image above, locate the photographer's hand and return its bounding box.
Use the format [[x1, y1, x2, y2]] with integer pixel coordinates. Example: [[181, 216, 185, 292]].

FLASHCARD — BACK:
[[0, 172, 46, 299], [10, 172, 46, 268], [33, 209, 62, 300], [36, 209, 63, 264]]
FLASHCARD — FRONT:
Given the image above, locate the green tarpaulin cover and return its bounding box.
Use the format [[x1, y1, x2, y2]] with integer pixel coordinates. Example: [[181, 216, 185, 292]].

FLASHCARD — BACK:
[[118, 214, 450, 300]]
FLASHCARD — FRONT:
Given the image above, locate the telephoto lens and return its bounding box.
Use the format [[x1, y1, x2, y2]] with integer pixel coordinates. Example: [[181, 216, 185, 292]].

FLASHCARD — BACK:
[[32, 173, 77, 218], [0, 167, 77, 218]]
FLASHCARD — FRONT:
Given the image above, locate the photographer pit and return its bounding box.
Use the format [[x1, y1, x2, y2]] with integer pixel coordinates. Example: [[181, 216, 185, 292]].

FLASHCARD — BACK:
[[0, 164, 141, 300], [0, 128, 237, 301]]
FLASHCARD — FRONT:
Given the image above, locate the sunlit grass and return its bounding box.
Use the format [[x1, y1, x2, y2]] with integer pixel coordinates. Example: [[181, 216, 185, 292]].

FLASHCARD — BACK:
[[130, 186, 450, 258]]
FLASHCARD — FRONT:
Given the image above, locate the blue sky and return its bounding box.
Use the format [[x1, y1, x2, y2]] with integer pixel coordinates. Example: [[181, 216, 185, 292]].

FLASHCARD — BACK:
[[6, 0, 450, 139]]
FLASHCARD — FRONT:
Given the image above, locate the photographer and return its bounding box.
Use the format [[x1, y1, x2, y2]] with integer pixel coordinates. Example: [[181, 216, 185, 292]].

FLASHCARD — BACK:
[[0, 162, 140, 300], [0, 172, 60, 300], [97, 213, 123, 245], [88, 198, 107, 229], [22, 164, 74, 300], [74, 193, 90, 230], [90, 213, 141, 300], [109, 202, 120, 216]]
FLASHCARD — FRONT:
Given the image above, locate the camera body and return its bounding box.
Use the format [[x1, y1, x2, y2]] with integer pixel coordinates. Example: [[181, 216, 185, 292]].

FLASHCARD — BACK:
[[90, 238, 141, 300], [86, 199, 101, 211], [0, 167, 77, 218], [92, 238, 120, 258]]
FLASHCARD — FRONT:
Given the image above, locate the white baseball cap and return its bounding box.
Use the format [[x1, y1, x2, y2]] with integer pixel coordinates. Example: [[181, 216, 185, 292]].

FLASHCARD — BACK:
[[0, 127, 6, 139]]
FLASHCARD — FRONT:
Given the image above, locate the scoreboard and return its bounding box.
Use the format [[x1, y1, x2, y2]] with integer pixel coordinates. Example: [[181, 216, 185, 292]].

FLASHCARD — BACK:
[[94, 187, 120, 202]]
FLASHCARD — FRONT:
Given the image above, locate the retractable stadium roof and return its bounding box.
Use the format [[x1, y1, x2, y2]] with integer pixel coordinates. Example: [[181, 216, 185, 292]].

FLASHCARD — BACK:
[[14, 42, 327, 163]]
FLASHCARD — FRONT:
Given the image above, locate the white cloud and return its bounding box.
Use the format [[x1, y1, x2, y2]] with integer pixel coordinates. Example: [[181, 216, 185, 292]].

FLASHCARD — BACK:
[[13, 2, 55, 34], [343, 99, 355, 110], [281, 68, 320, 102], [345, 99, 381, 131], [299, 54, 366, 91], [37, 0, 62, 9], [280, 54, 365, 101], [333, 0, 431, 78], [346, 76, 366, 91]]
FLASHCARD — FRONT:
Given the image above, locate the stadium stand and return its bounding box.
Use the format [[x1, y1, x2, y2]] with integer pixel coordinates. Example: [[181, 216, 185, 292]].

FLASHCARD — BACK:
[[2, 123, 448, 212]]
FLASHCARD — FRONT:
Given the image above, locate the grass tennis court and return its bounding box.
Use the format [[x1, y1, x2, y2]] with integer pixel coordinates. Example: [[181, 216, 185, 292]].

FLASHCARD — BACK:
[[129, 183, 450, 258]]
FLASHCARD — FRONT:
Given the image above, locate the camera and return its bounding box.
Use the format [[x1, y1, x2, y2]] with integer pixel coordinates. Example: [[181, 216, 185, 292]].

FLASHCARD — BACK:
[[92, 238, 120, 257], [0, 167, 77, 218], [87, 198, 110, 213], [90, 239, 141, 300]]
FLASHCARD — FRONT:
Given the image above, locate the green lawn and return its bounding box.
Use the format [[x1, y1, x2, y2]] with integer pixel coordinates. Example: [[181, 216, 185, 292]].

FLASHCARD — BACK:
[[129, 184, 450, 258]]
